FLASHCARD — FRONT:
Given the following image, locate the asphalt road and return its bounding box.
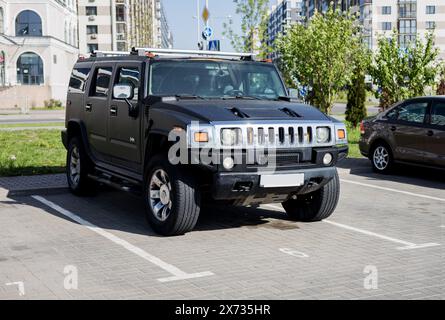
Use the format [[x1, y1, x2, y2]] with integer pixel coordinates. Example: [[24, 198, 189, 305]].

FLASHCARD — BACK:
[[0, 110, 65, 125], [0, 159, 443, 299]]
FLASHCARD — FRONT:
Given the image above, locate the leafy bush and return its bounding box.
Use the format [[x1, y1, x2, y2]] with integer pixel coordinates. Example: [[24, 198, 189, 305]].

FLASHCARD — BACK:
[[43, 99, 64, 109]]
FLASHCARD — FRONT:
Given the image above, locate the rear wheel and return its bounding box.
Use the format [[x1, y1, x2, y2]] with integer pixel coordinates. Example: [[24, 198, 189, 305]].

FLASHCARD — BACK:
[[67, 137, 95, 195], [371, 142, 393, 174], [144, 155, 201, 236], [282, 171, 340, 222]]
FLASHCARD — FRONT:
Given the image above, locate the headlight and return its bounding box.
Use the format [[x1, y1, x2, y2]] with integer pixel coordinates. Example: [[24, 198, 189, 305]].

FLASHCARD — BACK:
[[221, 128, 242, 146], [316, 127, 330, 143]]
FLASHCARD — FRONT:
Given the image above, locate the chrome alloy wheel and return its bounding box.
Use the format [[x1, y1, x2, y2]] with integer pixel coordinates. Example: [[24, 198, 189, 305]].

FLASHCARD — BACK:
[[69, 146, 81, 187], [373, 146, 389, 171], [149, 169, 173, 222]]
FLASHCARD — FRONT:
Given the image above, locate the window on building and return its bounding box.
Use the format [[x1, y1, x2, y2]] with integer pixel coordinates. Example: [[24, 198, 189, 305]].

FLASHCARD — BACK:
[[116, 42, 126, 52], [0, 51, 5, 86], [16, 10, 43, 36], [90, 67, 112, 97], [16, 52, 44, 85], [382, 22, 392, 31], [399, 3, 416, 18], [426, 5, 436, 15], [382, 6, 391, 15], [86, 25, 98, 35], [0, 7, 4, 34], [426, 21, 436, 30], [399, 19, 416, 34], [86, 6, 97, 16], [116, 5, 125, 22], [69, 67, 90, 93], [87, 43, 98, 53], [114, 67, 140, 100]]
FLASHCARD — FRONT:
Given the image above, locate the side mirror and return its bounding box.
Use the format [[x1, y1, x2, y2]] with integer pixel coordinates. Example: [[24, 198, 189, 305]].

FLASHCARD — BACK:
[[113, 84, 134, 100], [287, 88, 299, 99]]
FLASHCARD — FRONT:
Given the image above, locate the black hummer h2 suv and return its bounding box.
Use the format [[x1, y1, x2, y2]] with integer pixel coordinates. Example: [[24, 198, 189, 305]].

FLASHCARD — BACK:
[[62, 48, 348, 236]]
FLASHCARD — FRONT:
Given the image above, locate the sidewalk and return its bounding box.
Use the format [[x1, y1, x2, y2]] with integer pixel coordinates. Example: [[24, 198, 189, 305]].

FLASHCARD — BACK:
[[0, 174, 67, 197], [0, 109, 65, 123]]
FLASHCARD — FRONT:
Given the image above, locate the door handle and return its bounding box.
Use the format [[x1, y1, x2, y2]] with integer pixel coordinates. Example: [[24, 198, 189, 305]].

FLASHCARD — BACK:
[[85, 104, 92, 112], [427, 130, 434, 137], [390, 126, 397, 132], [110, 106, 117, 116]]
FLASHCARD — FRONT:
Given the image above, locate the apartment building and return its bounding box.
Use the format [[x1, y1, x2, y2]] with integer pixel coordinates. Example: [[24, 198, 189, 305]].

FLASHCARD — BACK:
[[0, 0, 79, 109], [78, 0, 173, 55], [301, 0, 445, 58], [266, 0, 304, 59]]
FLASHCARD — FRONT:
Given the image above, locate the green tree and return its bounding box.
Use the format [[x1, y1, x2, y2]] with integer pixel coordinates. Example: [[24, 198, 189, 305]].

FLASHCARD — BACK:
[[276, 5, 360, 114], [223, 0, 270, 58], [370, 30, 441, 110], [436, 66, 445, 95], [346, 42, 371, 127]]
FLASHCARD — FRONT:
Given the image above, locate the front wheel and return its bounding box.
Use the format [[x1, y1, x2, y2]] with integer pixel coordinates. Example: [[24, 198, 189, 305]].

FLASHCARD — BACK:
[[282, 171, 340, 222], [144, 155, 201, 236]]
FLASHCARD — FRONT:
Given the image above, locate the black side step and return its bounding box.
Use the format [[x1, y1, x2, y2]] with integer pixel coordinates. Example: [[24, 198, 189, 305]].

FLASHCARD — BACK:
[[88, 174, 142, 196]]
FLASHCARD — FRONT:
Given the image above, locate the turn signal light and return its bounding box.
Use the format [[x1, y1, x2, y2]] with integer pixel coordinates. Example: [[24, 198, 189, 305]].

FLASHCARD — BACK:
[[337, 129, 346, 140], [194, 132, 209, 143]]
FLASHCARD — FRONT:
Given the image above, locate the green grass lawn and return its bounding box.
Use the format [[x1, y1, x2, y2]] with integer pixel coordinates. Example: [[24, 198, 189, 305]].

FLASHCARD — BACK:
[[0, 129, 66, 176], [0, 122, 63, 129], [346, 125, 363, 158]]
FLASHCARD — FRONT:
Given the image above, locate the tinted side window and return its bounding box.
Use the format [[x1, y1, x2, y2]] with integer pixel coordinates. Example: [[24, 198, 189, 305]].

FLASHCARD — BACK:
[[431, 102, 445, 127], [91, 67, 112, 97], [68, 67, 90, 93], [397, 102, 428, 124], [115, 67, 140, 100]]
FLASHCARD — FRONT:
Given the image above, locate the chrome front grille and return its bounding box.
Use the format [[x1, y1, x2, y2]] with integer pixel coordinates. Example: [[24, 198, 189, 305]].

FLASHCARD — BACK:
[[211, 121, 335, 149]]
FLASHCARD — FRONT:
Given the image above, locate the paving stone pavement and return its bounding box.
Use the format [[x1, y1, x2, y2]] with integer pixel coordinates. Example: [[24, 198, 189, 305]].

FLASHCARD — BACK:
[[0, 161, 443, 300]]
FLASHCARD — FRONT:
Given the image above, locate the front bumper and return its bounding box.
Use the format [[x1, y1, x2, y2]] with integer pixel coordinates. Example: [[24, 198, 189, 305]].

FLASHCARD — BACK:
[[212, 166, 338, 203]]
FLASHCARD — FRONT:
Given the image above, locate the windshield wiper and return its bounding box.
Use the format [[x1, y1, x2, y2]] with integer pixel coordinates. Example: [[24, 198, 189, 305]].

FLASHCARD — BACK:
[[175, 94, 206, 100], [223, 95, 263, 100]]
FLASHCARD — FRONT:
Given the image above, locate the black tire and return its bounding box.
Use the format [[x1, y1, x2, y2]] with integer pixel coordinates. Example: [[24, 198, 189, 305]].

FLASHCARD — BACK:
[[144, 155, 201, 236], [66, 137, 95, 195], [370, 142, 393, 174], [282, 171, 340, 222]]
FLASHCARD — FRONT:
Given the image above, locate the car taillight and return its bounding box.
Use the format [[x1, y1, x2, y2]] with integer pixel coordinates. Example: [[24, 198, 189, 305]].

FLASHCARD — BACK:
[[360, 121, 365, 135]]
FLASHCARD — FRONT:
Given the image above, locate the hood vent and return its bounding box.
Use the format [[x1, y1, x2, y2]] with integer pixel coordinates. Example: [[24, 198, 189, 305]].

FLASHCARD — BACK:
[[229, 107, 250, 119], [280, 107, 302, 118]]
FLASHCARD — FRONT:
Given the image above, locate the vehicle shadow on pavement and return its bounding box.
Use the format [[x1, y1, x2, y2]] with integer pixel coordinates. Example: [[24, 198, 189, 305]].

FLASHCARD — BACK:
[[7, 189, 299, 238], [338, 158, 445, 190]]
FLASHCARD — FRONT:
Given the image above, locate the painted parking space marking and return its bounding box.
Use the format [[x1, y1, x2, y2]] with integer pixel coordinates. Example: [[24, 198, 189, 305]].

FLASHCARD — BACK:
[[323, 220, 440, 250], [340, 179, 445, 202], [279, 248, 309, 258], [263, 204, 440, 251], [32, 196, 214, 282]]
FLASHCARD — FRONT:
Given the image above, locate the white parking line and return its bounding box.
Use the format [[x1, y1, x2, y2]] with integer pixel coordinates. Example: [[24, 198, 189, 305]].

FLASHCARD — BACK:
[[32, 195, 214, 282], [340, 179, 445, 202], [262, 204, 440, 250]]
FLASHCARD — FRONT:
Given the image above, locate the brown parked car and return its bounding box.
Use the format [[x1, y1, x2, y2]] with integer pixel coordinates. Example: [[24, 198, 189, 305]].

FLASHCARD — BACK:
[[359, 96, 445, 173]]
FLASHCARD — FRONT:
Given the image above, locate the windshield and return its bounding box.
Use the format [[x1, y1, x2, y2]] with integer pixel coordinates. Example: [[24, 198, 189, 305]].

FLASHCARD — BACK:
[[149, 60, 286, 100]]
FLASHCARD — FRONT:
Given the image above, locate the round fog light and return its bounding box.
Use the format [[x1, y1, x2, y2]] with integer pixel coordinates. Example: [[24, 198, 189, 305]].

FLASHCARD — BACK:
[[223, 157, 235, 170], [323, 153, 333, 166]]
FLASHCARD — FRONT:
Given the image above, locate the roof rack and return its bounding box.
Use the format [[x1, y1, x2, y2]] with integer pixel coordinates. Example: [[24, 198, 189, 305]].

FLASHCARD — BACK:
[[133, 47, 256, 59], [90, 48, 256, 60]]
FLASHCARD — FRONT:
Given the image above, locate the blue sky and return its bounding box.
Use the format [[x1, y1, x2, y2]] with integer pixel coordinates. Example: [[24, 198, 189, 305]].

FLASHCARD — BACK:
[[163, 0, 274, 52]]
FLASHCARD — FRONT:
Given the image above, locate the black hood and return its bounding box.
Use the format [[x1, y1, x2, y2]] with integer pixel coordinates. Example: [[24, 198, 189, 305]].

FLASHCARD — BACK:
[[157, 99, 331, 123]]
